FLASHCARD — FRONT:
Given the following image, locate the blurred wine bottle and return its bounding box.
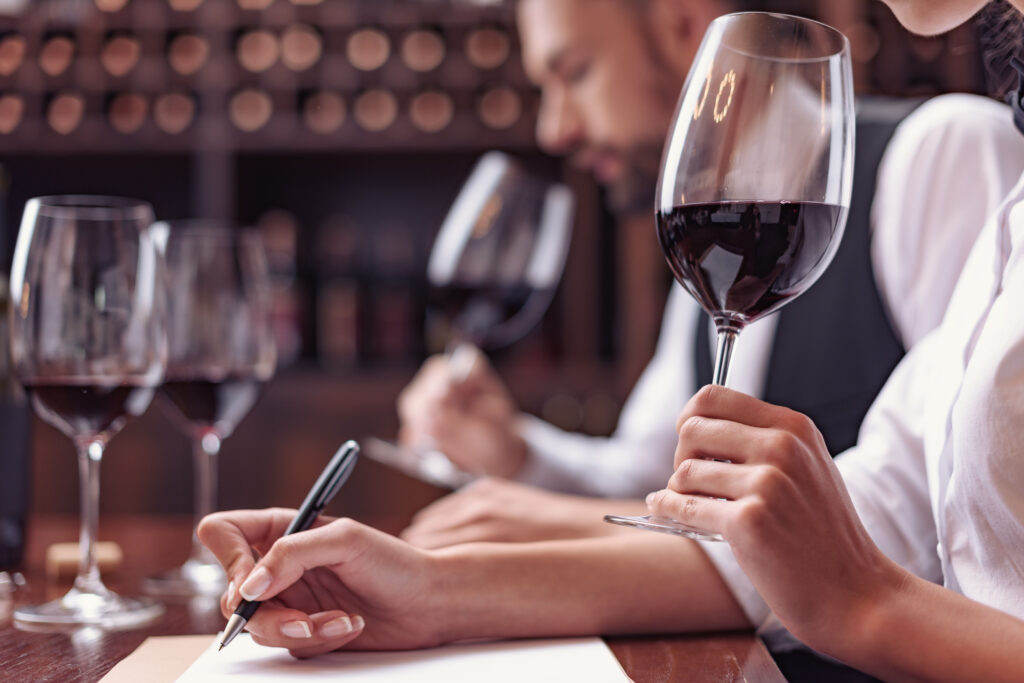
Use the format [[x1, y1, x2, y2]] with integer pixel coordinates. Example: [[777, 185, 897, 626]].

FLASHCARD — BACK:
[[0, 164, 31, 571]]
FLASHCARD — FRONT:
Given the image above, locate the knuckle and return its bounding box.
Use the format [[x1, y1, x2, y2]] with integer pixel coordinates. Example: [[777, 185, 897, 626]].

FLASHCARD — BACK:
[[678, 415, 706, 440], [732, 497, 769, 533], [672, 458, 700, 489], [764, 430, 799, 462], [751, 466, 784, 499], [680, 496, 700, 521]]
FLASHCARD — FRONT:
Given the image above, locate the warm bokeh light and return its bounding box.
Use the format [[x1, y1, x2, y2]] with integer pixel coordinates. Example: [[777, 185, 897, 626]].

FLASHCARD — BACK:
[[347, 28, 390, 72], [95, 0, 130, 11], [101, 34, 141, 77], [0, 93, 24, 134], [303, 91, 345, 134], [281, 24, 322, 72], [237, 29, 280, 73], [153, 91, 196, 134], [47, 92, 86, 135], [39, 35, 75, 77], [478, 86, 520, 129], [168, 0, 204, 11], [230, 88, 273, 132], [353, 88, 398, 132], [108, 92, 148, 134], [465, 26, 509, 70], [168, 33, 210, 75], [0, 34, 25, 76], [410, 90, 453, 133], [401, 29, 446, 73]]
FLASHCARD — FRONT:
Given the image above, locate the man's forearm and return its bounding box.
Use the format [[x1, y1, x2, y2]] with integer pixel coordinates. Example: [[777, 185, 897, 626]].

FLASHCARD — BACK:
[[431, 533, 751, 643]]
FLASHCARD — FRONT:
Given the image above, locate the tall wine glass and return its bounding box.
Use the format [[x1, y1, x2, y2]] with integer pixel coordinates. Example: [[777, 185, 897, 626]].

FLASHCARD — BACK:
[[364, 151, 574, 488], [606, 12, 855, 541], [144, 222, 276, 596], [9, 195, 166, 627]]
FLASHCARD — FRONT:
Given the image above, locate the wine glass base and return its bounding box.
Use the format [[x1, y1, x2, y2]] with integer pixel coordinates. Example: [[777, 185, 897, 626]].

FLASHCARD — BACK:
[[14, 587, 164, 629], [143, 558, 227, 597], [604, 514, 725, 542]]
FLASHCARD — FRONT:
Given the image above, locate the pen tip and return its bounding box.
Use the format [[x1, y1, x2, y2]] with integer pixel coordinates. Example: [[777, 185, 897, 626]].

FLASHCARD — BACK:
[[218, 643, 225, 652]]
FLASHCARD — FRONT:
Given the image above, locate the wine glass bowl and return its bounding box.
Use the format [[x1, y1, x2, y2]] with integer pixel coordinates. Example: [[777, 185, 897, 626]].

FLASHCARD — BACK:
[[8, 195, 166, 627], [144, 221, 275, 596], [364, 152, 574, 488], [606, 12, 855, 542], [425, 150, 575, 354]]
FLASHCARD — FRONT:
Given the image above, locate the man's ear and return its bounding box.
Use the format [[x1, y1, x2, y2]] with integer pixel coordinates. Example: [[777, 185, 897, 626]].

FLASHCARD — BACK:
[[645, 0, 708, 75]]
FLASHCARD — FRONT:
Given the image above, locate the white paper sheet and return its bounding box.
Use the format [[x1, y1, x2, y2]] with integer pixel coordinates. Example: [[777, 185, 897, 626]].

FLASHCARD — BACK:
[[176, 634, 631, 682]]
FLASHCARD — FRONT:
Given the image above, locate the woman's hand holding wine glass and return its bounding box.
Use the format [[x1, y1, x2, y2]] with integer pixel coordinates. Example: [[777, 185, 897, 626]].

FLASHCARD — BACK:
[[606, 12, 855, 541]]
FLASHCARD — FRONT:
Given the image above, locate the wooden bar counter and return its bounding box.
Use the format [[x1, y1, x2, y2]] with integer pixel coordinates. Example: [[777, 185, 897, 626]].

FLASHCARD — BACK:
[[0, 517, 784, 682]]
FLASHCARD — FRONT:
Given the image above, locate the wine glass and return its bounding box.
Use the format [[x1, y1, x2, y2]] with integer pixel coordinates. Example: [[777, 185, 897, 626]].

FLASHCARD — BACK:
[[8, 195, 166, 627], [364, 151, 575, 488], [605, 12, 855, 541], [144, 222, 276, 596]]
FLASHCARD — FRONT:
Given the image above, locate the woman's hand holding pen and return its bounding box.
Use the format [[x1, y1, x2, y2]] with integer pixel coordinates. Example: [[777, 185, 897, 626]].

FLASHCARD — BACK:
[[198, 509, 444, 658]]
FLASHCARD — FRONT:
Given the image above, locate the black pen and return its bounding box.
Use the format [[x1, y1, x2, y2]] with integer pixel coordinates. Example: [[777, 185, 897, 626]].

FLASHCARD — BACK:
[[217, 440, 360, 651]]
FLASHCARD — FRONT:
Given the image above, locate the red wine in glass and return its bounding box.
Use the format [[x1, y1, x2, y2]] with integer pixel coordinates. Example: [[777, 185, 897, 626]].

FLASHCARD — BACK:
[[161, 374, 262, 436], [26, 380, 156, 438], [657, 201, 845, 324]]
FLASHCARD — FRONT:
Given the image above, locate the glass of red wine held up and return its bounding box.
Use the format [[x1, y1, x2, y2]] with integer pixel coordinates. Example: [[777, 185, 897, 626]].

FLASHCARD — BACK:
[[605, 12, 855, 541], [9, 195, 166, 627], [144, 222, 276, 596], [364, 151, 574, 488]]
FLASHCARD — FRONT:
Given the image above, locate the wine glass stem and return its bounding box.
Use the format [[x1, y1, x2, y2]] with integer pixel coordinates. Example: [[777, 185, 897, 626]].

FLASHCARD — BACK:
[[190, 431, 221, 563], [712, 327, 739, 386], [74, 439, 108, 595]]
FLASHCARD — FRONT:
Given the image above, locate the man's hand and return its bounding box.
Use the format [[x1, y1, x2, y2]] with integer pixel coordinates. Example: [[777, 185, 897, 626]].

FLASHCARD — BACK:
[[397, 348, 528, 477], [197, 510, 445, 658], [400, 477, 645, 548]]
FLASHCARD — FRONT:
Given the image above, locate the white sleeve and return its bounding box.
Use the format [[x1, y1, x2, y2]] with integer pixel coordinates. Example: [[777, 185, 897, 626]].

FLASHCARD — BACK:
[[514, 286, 699, 497], [872, 94, 1024, 348]]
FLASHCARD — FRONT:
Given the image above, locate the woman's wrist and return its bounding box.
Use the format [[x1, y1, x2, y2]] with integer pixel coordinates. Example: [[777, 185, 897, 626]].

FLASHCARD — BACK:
[[824, 554, 913, 673]]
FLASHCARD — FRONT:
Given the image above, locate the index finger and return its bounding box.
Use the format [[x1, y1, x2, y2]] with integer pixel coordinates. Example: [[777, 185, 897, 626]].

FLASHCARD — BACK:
[[197, 508, 336, 587], [676, 385, 800, 434]]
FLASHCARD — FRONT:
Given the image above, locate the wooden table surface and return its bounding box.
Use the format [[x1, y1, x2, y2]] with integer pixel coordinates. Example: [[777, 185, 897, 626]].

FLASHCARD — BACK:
[[0, 516, 785, 682]]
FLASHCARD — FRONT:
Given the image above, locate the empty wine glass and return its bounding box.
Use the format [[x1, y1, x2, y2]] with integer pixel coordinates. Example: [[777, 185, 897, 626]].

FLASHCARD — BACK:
[[9, 195, 166, 627], [144, 222, 276, 596], [364, 151, 574, 488], [605, 12, 855, 541]]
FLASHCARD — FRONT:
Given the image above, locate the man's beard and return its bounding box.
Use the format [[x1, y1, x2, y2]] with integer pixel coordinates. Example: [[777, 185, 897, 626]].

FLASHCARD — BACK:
[[604, 142, 664, 215]]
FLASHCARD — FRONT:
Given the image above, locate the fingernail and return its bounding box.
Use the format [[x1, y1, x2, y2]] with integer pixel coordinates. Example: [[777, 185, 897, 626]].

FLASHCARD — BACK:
[[645, 492, 656, 505], [227, 581, 237, 605], [239, 566, 271, 601], [352, 615, 365, 631], [281, 621, 312, 639], [320, 616, 353, 638]]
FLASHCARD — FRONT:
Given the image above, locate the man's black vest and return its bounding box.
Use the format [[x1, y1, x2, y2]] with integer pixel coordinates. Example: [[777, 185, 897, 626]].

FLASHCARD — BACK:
[[695, 98, 920, 456]]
